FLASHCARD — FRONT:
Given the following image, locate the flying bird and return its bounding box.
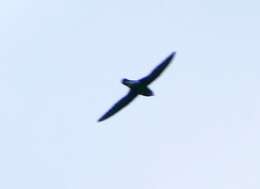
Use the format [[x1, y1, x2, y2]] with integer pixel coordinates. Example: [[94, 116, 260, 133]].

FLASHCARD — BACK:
[[98, 52, 176, 122]]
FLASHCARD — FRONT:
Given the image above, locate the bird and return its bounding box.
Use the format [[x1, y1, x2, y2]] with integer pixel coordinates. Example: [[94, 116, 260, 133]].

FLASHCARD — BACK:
[[98, 52, 176, 122]]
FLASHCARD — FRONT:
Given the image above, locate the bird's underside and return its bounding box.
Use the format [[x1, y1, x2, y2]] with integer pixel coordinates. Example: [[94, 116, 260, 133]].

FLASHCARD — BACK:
[[98, 52, 176, 122]]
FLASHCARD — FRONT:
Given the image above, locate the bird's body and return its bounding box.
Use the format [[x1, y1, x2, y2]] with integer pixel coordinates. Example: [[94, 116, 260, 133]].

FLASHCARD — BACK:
[[122, 79, 154, 96], [98, 52, 176, 122]]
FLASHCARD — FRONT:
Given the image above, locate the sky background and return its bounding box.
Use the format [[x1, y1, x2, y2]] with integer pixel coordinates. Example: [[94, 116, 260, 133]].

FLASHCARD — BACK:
[[0, 0, 259, 188]]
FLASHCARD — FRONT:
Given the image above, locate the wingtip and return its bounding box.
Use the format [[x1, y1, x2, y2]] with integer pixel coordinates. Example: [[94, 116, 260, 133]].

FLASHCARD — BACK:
[[170, 51, 176, 58], [98, 115, 109, 122], [97, 117, 105, 122], [164, 51, 176, 63]]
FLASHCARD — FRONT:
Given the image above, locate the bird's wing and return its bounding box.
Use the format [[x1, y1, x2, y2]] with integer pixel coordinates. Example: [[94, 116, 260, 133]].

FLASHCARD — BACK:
[[98, 90, 138, 122], [139, 52, 176, 85]]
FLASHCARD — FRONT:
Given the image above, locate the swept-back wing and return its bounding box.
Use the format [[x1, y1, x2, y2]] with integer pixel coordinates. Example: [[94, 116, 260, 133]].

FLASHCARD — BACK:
[[98, 90, 138, 122], [140, 52, 176, 85]]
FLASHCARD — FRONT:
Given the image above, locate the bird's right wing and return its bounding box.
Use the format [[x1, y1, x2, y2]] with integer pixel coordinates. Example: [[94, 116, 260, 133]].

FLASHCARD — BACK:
[[98, 90, 138, 122]]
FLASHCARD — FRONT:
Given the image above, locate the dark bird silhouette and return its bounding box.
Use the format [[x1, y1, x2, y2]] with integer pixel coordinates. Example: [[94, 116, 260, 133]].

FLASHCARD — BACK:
[[98, 52, 176, 122]]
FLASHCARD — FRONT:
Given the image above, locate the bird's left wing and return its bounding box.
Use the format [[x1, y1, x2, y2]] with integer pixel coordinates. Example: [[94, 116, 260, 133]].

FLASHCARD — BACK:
[[98, 90, 138, 122], [139, 52, 176, 85]]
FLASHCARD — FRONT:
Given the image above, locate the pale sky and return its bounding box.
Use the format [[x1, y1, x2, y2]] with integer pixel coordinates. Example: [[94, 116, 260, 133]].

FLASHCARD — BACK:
[[0, 0, 259, 189]]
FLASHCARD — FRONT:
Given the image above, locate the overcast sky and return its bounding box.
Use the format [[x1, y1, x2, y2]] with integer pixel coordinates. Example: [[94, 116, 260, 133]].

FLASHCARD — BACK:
[[0, 0, 259, 189]]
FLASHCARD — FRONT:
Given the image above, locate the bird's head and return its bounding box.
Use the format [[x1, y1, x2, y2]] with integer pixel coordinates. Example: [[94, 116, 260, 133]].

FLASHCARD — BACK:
[[121, 78, 130, 86]]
